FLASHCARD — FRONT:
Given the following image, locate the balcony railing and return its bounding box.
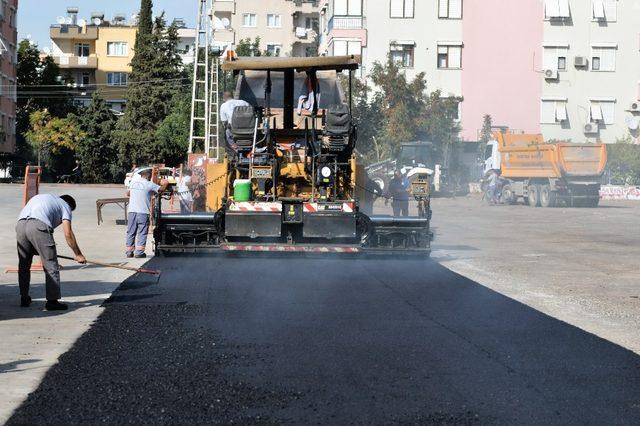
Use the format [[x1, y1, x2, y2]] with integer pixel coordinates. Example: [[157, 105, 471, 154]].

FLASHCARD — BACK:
[[53, 55, 98, 69], [328, 16, 365, 32], [50, 25, 98, 40]]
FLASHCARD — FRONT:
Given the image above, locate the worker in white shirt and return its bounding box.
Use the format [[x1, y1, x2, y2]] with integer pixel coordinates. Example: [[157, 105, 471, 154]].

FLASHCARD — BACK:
[[126, 170, 169, 258], [176, 169, 195, 214], [220, 91, 250, 153]]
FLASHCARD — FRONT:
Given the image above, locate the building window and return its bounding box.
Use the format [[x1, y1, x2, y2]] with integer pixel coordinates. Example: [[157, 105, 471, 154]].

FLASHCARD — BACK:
[[390, 43, 414, 68], [266, 43, 282, 57], [332, 40, 361, 56], [542, 45, 569, 71], [592, 0, 617, 22], [267, 14, 281, 28], [591, 45, 616, 71], [334, 0, 362, 16], [438, 0, 463, 19], [75, 43, 90, 57], [107, 72, 128, 86], [78, 72, 90, 86], [541, 99, 568, 124], [107, 42, 128, 57], [306, 17, 320, 32], [437, 44, 462, 69], [390, 0, 415, 18], [545, 0, 571, 19], [242, 13, 257, 27], [590, 99, 615, 124]]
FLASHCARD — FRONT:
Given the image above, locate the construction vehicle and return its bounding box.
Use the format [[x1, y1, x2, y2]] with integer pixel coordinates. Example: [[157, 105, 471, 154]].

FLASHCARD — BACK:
[[153, 56, 432, 255], [483, 131, 607, 207]]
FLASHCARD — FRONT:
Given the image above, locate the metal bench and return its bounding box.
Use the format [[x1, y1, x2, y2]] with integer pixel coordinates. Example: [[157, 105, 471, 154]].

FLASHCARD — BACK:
[[96, 198, 129, 225]]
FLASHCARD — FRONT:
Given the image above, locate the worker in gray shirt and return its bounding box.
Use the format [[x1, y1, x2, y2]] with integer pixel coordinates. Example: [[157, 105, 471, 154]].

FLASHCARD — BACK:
[[16, 194, 87, 311], [126, 170, 169, 258]]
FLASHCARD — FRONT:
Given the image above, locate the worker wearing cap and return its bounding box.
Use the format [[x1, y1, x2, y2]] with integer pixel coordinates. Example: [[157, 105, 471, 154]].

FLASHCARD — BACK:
[[126, 170, 169, 258], [16, 194, 87, 311]]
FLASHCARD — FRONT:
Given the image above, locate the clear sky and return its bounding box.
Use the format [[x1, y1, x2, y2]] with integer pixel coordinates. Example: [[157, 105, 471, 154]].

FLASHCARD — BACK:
[[18, 0, 196, 49]]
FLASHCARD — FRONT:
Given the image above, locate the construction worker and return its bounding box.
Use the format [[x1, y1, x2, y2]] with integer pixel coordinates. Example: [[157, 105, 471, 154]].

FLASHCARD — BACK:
[[220, 91, 250, 153], [387, 170, 410, 217], [177, 169, 195, 214], [486, 169, 500, 205], [16, 194, 86, 311], [126, 170, 169, 258]]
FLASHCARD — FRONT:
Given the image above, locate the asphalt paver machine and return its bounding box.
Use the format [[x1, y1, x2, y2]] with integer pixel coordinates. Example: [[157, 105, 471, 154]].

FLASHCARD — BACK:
[[154, 56, 432, 255]]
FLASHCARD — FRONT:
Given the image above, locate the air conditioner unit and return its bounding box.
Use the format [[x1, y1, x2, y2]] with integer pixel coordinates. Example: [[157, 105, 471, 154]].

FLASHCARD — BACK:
[[574, 56, 588, 67], [583, 122, 599, 134], [544, 69, 559, 80], [628, 102, 640, 113]]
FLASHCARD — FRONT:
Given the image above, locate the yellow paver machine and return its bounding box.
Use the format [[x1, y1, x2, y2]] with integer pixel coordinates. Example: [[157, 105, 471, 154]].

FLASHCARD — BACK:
[[154, 56, 432, 255]]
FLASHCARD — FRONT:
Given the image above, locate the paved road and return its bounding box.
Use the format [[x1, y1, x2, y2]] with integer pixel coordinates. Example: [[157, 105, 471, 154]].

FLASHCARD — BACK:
[[8, 254, 640, 424]]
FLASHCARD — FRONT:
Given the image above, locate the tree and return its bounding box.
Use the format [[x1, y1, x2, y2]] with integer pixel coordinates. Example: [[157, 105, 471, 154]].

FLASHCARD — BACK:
[[76, 91, 117, 183], [236, 37, 272, 57], [16, 40, 74, 173], [112, 7, 185, 177], [155, 91, 191, 167], [25, 110, 85, 176], [606, 137, 640, 185], [479, 114, 493, 145], [137, 0, 153, 39]]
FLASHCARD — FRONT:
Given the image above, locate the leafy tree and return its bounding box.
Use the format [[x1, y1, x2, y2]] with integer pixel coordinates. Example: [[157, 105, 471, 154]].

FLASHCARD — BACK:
[[76, 91, 117, 183], [112, 6, 185, 178], [479, 114, 493, 145], [606, 137, 640, 185], [16, 40, 73, 172], [137, 0, 154, 38], [25, 109, 85, 177], [156, 91, 191, 166], [235, 37, 273, 57]]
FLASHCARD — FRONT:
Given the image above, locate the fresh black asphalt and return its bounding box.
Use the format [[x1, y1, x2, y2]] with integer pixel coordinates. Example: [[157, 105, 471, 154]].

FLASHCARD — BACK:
[[8, 256, 640, 424]]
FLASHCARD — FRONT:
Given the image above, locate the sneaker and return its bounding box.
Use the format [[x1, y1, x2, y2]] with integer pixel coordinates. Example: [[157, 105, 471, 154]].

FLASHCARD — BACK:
[[20, 296, 32, 307], [126, 252, 134, 258], [45, 300, 68, 311], [134, 253, 147, 259]]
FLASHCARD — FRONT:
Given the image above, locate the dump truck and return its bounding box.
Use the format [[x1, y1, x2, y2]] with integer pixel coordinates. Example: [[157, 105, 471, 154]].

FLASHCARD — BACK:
[[483, 131, 607, 207], [153, 56, 432, 255]]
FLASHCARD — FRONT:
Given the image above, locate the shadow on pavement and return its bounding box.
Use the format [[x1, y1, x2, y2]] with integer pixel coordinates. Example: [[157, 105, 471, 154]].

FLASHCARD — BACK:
[[0, 359, 41, 374], [6, 257, 640, 424]]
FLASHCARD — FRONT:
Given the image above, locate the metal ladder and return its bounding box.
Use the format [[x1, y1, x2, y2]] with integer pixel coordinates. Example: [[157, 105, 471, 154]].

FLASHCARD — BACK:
[[208, 53, 220, 160], [188, 0, 216, 157]]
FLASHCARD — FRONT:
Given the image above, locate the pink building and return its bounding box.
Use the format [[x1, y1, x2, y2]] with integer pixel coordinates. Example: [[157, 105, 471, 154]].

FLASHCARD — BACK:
[[461, 0, 543, 141], [0, 0, 17, 155]]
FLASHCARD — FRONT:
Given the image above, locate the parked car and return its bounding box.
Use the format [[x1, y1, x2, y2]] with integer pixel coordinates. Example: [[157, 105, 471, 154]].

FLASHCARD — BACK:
[[124, 167, 179, 187]]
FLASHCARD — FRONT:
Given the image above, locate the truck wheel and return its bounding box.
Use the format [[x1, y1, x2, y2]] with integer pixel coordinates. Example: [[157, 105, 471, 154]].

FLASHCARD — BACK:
[[539, 185, 556, 208], [528, 185, 541, 207], [502, 185, 517, 205]]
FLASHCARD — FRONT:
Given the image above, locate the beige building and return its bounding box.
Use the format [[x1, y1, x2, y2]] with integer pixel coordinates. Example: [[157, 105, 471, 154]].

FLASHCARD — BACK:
[[213, 0, 320, 57], [0, 0, 17, 157], [50, 8, 136, 112]]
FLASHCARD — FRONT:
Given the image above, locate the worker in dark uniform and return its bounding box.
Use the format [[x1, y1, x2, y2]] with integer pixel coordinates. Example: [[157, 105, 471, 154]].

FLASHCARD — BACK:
[[387, 170, 410, 217], [16, 194, 87, 311]]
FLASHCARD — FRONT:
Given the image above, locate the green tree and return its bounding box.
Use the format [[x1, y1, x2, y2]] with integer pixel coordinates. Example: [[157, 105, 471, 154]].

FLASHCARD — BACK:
[[16, 40, 73, 172], [112, 6, 185, 177], [137, 0, 154, 39], [156, 91, 191, 166], [75, 91, 117, 183], [606, 137, 640, 185], [236, 37, 272, 57]]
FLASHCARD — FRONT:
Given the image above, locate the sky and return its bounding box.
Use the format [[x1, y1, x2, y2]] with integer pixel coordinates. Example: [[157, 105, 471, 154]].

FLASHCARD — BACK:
[[18, 0, 196, 49]]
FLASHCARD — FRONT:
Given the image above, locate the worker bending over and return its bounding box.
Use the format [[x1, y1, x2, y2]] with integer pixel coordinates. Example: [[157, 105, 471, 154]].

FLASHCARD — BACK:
[[126, 170, 169, 258], [16, 194, 86, 311]]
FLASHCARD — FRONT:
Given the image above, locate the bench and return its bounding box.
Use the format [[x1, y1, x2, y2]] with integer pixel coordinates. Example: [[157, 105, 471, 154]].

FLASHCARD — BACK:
[[96, 198, 129, 225]]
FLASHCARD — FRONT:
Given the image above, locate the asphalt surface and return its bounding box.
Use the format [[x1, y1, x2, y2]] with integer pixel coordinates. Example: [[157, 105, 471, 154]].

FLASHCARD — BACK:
[[7, 255, 640, 425]]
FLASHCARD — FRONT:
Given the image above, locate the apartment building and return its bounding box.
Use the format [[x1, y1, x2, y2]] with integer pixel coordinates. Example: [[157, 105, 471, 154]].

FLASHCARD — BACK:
[[49, 8, 136, 112], [321, 0, 640, 144], [0, 0, 18, 155], [213, 0, 321, 57]]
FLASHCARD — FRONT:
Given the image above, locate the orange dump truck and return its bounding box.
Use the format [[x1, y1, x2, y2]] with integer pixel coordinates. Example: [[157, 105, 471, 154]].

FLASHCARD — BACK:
[[483, 132, 607, 207]]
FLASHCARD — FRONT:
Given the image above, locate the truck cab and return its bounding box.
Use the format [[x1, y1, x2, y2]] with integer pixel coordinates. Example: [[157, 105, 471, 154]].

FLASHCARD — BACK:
[[483, 140, 501, 176]]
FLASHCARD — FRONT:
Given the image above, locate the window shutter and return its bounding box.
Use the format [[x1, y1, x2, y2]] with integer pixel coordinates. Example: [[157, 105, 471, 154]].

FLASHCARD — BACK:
[[347, 41, 361, 55], [601, 101, 615, 124], [603, 48, 616, 71], [438, 0, 449, 18], [449, 0, 462, 19], [334, 0, 348, 16], [333, 40, 348, 56], [543, 47, 557, 69], [603, 0, 617, 22], [390, 0, 404, 17], [404, 0, 415, 18], [541, 101, 556, 123], [449, 46, 462, 68], [349, 0, 362, 16], [558, 0, 570, 17], [590, 103, 603, 121], [555, 103, 567, 121], [545, 0, 560, 17], [592, 0, 605, 19]]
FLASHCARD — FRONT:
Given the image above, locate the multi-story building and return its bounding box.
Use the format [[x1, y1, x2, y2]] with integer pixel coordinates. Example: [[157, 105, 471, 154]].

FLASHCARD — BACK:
[[49, 8, 136, 112], [321, 0, 640, 144], [213, 0, 320, 57], [0, 0, 18, 155]]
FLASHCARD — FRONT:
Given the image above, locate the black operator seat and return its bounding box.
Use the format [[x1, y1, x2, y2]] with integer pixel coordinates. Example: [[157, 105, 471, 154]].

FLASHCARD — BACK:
[[230, 106, 259, 151]]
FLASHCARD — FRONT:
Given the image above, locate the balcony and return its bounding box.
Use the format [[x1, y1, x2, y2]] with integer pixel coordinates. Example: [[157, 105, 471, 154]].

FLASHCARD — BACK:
[[328, 16, 365, 32], [53, 55, 98, 69], [293, 27, 318, 44], [290, 0, 320, 13], [50, 25, 98, 40], [213, 0, 235, 13]]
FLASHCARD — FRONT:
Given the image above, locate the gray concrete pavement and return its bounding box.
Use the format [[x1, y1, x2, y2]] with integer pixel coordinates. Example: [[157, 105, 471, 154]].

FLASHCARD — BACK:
[[0, 184, 148, 424], [6, 196, 640, 424]]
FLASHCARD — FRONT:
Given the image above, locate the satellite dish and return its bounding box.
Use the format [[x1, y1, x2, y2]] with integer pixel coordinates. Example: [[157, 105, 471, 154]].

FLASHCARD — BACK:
[[57, 16, 66, 25], [92, 17, 102, 26], [65, 17, 73, 25], [625, 115, 640, 131], [78, 19, 87, 27], [222, 18, 231, 28]]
